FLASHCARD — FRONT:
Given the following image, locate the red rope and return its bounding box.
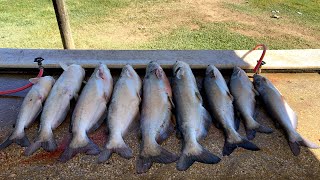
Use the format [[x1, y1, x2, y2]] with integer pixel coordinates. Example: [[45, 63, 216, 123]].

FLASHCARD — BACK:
[[0, 68, 44, 95]]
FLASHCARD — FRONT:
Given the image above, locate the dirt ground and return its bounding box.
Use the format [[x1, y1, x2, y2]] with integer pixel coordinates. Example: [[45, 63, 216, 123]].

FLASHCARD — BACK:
[[0, 71, 319, 179], [74, 0, 320, 49]]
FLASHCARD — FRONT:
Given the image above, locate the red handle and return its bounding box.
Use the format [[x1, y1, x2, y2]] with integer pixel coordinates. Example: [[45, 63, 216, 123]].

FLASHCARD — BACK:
[[252, 44, 267, 73], [0, 68, 44, 95]]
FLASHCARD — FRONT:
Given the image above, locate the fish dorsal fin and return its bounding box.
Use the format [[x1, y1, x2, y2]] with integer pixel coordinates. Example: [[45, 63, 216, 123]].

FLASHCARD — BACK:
[[59, 62, 69, 71], [175, 68, 184, 79], [29, 78, 40, 84], [155, 68, 163, 79], [195, 91, 203, 102]]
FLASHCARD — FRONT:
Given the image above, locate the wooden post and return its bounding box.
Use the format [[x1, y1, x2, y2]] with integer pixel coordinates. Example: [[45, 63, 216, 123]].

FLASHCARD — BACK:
[[52, 0, 75, 49]]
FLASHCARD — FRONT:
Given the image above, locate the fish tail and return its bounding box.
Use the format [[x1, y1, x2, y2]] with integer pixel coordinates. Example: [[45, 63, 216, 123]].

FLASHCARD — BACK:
[[24, 130, 57, 156], [0, 138, 13, 150], [223, 137, 260, 156], [59, 138, 100, 163], [136, 144, 179, 174], [24, 141, 42, 156], [288, 133, 320, 156], [176, 145, 220, 171], [0, 132, 30, 150], [246, 124, 273, 140], [98, 142, 133, 163]]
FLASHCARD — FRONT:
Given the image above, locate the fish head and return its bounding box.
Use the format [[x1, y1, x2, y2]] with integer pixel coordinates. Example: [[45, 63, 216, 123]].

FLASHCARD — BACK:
[[68, 64, 85, 78], [42, 76, 56, 85], [146, 61, 163, 79], [173, 61, 190, 79], [121, 64, 140, 80], [231, 66, 246, 79], [95, 63, 112, 80], [253, 74, 268, 90], [205, 65, 219, 79]]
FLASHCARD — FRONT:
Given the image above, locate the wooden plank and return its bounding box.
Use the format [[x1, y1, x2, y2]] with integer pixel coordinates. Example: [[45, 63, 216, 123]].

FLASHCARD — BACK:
[[52, 0, 75, 49], [0, 48, 319, 69]]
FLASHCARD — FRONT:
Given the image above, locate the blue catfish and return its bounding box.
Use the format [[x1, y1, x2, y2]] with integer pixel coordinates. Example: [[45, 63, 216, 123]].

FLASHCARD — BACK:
[[204, 65, 259, 156], [230, 67, 273, 140], [253, 74, 319, 155], [25, 63, 85, 156], [136, 61, 178, 174], [59, 64, 113, 162], [172, 61, 220, 171], [98, 65, 142, 163], [0, 76, 55, 150]]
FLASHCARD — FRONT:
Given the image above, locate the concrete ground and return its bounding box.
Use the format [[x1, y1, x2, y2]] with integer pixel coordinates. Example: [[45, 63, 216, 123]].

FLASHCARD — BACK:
[[0, 71, 319, 179]]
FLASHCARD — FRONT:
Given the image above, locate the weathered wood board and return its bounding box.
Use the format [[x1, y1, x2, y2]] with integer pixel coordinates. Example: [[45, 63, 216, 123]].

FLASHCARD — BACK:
[[0, 49, 319, 70]]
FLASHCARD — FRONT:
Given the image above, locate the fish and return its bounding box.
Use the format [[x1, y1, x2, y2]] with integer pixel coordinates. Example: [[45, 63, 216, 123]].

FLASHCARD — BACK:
[[59, 64, 113, 162], [24, 63, 85, 156], [253, 74, 320, 155], [98, 64, 142, 163], [204, 65, 260, 156], [229, 67, 273, 140], [0, 76, 55, 150], [136, 61, 178, 174], [172, 61, 220, 171]]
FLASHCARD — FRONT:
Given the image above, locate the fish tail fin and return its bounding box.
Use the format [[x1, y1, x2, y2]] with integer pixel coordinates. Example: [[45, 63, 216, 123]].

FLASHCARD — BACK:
[[0, 132, 30, 150], [24, 129, 57, 156], [246, 123, 273, 140], [0, 138, 13, 150], [288, 133, 320, 156], [59, 138, 100, 163], [176, 144, 220, 171], [136, 143, 179, 174], [24, 141, 42, 156], [223, 137, 260, 156], [41, 136, 57, 152], [98, 141, 133, 163]]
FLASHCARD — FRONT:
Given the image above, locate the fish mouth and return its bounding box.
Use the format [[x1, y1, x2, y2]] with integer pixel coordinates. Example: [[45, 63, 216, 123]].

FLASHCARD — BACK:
[[146, 61, 161, 74]]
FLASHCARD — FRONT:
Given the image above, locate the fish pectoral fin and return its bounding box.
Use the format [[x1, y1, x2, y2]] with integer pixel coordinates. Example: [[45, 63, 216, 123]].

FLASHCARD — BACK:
[[156, 121, 174, 144], [136, 92, 141, 101], [73, 93, 79, 101], [59, 62, 69, 71], [167, 94, 175, 108], [252, 88, 260, 96], [195, 91, 203, 102], [202, 108, 212, 135], [282, 96, 298, 129], [29, 77, 40, 84], [227, 91, 234, 101]]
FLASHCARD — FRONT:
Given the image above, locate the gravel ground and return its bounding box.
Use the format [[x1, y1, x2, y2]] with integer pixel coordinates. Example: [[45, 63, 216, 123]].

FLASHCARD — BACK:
[[0, 72, 319, 179]]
